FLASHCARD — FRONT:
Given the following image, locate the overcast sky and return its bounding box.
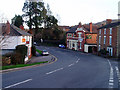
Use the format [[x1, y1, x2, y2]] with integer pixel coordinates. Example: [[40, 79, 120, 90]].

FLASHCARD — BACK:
[[0, 0, 119, 27]]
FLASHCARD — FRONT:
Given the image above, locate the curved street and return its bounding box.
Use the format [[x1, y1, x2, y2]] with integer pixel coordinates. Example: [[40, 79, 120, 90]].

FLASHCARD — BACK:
[[2, 46, 119, 88]]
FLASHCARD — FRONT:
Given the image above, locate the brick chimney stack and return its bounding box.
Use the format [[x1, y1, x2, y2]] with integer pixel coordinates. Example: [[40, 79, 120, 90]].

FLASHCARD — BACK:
[[106, 19, 112, 24], [90, 22, 92, 33], [6, 21, 10, 34]]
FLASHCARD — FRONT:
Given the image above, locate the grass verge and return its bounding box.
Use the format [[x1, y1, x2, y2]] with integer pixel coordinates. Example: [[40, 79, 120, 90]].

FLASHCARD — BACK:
[[36, 49, 42, 54], [2, 61, 48, 70]]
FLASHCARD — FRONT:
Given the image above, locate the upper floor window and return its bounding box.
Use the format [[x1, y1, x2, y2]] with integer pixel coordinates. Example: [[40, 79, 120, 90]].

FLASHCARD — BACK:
[[99, 36, 101, 44], [109, 36, 112, 45], [104, 36, 106, 44], [78, 32, 82, 38], [110, 28, 112, 35], [104, 28, 106, 34], [68, 34, 72, 37], [99, 29, 101, 34]]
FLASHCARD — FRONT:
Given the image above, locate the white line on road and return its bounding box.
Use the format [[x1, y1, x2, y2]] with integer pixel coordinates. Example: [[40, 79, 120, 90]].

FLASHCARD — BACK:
[[115, 66, 120, 83], [46, 68, 63, 75], [76, 61, 78, 63], [107, 59, 114, 88], [68, 63, 74, 67], [5, 79, 32, 88]]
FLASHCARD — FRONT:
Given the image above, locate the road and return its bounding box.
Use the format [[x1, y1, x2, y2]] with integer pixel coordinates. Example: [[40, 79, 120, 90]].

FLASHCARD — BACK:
[[2, 46, 120, 89]]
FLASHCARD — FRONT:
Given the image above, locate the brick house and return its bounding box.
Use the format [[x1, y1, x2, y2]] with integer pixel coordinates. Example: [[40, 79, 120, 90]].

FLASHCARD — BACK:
[[97, 20, 120, 57], [66, 22, 98, 53], [1, 21, 32, 61]]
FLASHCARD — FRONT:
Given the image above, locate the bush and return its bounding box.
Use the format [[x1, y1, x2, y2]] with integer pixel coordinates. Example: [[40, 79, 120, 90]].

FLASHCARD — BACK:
[[13, 45, 28, 64], [99, 49, 108, 55], [11, 52, 24, 65], [16, 45, 28, 56], [32, 45, 36, 56], [2, 56, 11, 66]]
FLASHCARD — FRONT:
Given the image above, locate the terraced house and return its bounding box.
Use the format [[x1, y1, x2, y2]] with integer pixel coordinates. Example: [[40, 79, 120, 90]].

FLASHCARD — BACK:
[[66, 22, 98, 53], [97, 20, 120, 57]]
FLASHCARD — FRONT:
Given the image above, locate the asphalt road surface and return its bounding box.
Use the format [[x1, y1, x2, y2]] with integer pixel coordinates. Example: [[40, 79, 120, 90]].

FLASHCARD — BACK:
[[2, 46, 120, 89]]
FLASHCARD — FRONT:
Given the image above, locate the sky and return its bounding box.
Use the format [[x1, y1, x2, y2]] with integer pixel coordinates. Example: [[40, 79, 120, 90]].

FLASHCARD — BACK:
[[0, 0, 120, 28]]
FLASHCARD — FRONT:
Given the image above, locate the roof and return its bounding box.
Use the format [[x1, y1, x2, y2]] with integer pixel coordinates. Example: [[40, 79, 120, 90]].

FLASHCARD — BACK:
[[67, 25, 78, 33], [83, 24, 98, 33], [98, 21, 120, 29], [1, 23, 32, 36], [10, 24, 32, 36]]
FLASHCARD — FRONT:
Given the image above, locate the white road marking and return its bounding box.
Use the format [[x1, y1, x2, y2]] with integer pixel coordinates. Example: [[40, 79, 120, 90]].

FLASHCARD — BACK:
[[76, 61, 78, 63], [115, 66, 120, 84], [5, 79, 32, 88], [46, 68, 63, 75], [107, 59, 114, 88], [68, 63, 74, 67]]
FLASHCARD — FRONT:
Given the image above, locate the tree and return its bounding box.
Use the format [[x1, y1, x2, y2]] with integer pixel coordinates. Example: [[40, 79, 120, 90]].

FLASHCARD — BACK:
[[22, 0, 47, 34], [11, 15, 24, 28]]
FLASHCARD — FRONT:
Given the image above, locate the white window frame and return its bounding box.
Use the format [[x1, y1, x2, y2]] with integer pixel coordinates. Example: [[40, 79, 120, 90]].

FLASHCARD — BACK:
[[80, 42, 82, 49], [99, 29, 101, 34], [78, 32, 82, 38], [104, 28, 106, 34], [99, 36, 101, 44], [98, 45, 101, 51], [104, 36, 106, 44], [109, 36, 112, 45], [110, 28, 112, 35]]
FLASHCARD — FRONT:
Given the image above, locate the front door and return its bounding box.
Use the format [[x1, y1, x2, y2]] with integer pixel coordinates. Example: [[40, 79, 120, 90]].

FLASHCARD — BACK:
[[107, 47, 113, 56]]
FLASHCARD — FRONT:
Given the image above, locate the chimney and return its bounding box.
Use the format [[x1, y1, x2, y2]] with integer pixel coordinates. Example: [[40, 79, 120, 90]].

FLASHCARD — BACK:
[[78, 22, 82, 27], [6, 21, 10, 34], [106, 19, 112, 24], [89, 22, 92, 33]]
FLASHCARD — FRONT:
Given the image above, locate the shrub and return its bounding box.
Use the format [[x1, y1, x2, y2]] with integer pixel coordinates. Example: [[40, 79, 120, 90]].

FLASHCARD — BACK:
[[2, 56, 11, 66], [13, 45, 28, 64], [11, 52, 24, 65], [32, 45, 36, 56], [99, 49, 108, 55], [16, 45, 28, 56]]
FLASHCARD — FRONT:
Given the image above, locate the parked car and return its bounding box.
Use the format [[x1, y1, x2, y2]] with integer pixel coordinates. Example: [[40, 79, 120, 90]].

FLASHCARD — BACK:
[[42, 50, 49, 56], [34, 42, 37, 45], [59, 44, 65, 48]]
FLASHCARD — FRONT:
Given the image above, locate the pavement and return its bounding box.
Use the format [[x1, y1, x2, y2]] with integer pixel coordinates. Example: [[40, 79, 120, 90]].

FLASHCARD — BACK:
[[26, 52, 54, 64]]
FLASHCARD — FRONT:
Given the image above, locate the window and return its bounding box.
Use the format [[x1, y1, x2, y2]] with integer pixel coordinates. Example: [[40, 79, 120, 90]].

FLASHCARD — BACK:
[[78, 33, 82, 38], [104, 29, 106, 34], [80, 42, 82, 49], [104, 36, 106, 44], [99, 36, 101, 44], [98, 45, 101, 51], [110, 28, 112, 35], [68, 34, 72, 37], [99, 29, 101, 34], [109, 36, 112, 45]]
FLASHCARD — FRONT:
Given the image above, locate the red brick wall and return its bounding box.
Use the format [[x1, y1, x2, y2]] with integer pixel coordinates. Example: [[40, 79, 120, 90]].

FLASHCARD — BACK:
[[97, 27, 118, 57]]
